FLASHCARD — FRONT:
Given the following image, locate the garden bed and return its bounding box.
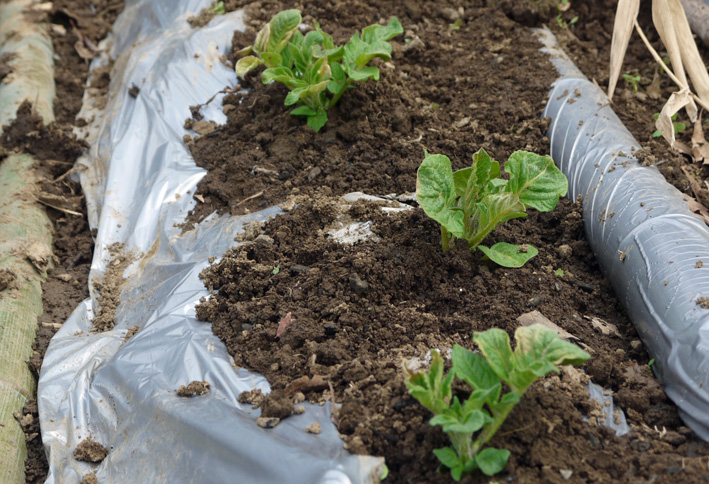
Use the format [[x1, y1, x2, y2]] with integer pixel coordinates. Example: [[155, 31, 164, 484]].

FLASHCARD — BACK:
[[11, 0, 709, 483]]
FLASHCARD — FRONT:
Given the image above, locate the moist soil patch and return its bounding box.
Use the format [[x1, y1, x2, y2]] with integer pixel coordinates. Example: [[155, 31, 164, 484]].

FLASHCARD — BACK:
[[16, 0, 709, 482], [185, 1, 556, 226], [197, 194, 709, 483], [186, 0, 709, 482]]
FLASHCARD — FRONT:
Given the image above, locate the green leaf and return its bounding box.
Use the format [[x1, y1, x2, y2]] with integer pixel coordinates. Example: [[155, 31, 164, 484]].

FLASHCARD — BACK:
[[514, 324, 591, 368], [290, 105, 316, 116], [262, 66, 296, 85], [416, 152, 464, 239], [478, 242, 538, 268], [348, 66, 380, 81], [505, 151, 568, 212], [327, 61, 347, 95], [253, 23, 271, 55], [307, 110, 328, 132], [235, 56, 263, 78], [499, 392, 521, 406], [452, 167, 472, 198], [361, 17, 404, 44], [265, 9, 301, 54], [473, 329, 515, 384], [355, 42, 393, 67], [430, 409, 491, 434], [462, 148, 501, 214], [260, 52, 283, 69], [468, 192, 527, 246], [475, 447, 510, 476], [464, 385, 501, 411], [284, 87, 306, 106], [433, 446, 460, 470], [404, 349, 452, 414], [452, 345, 499, 391]]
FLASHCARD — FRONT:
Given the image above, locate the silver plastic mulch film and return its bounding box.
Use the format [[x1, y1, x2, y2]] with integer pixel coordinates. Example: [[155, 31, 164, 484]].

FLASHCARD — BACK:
[[37, 1, 384, 482], [536, 27, 709, 440]]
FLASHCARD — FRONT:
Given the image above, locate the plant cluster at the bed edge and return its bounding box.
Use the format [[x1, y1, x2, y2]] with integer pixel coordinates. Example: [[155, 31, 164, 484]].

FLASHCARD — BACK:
[[235, 9, 403, 132], [404, 324, 590, 481]]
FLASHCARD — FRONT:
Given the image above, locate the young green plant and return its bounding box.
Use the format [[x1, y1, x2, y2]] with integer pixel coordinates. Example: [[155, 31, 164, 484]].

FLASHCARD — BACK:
[[622, 73, 641, 94], [416, 148, 568, 267], [235, 10, 403, 132], [404, 324, 590, 481]]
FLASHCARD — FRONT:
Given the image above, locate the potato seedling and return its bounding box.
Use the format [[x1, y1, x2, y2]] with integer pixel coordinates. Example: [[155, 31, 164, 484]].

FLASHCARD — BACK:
[[622, 73, 641, 94], [404, 324, 590, 481], [235, 10, 403, 132], [416, 149, 568, 267]]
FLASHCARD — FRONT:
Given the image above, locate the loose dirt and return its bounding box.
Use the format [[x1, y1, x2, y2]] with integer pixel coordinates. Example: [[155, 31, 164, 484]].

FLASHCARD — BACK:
[[17, 0, 709, 482], [187, 0, 709, 483]]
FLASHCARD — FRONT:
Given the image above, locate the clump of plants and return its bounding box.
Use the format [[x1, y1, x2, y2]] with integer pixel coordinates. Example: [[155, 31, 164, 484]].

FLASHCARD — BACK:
[[416, 148, 568, 267], [404, 324, 590, 481], [235, 9, 403, 132]]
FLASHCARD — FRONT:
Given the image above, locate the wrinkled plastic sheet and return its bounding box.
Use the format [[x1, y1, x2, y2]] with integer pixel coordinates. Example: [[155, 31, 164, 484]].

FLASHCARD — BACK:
[[536, 27, 709, 440], [37, 1, 384, 483]]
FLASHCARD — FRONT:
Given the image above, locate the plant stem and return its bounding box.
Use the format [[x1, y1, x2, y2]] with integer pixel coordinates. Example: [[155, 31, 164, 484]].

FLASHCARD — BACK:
[[441, 226, 451, 252], [327, 79, 352, 108], [471, 402, 517, 455]]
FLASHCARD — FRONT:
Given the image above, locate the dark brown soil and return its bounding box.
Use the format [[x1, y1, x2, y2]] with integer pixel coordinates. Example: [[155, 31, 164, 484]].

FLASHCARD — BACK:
[[185, 2, 555, 226], [9, 1, 123, 483], [197, 193, 708, 483], [14, 0, 709, 482], [188, 0, 709, 482], [49, 0, 124, 124]]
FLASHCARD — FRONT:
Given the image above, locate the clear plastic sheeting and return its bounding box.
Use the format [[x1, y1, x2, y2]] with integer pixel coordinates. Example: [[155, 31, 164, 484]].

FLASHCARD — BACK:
[[37, 1, 384, 482], [536, 27, 709, 440]]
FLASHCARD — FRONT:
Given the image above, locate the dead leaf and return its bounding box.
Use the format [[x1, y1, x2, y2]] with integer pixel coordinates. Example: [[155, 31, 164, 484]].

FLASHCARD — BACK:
[[276, 312, 291, 338], [74, 39, 96, 60], [584, 315, 622, 337], [684, 194, 709, 224], [516, 310, 579, 341], [655, 0, 709, 101], [646, 71, 662, 99], [690, 116, 709, 164], [608, 0, 640, 99], [656, 89, 697, 147], [681, 166, 703, 199]]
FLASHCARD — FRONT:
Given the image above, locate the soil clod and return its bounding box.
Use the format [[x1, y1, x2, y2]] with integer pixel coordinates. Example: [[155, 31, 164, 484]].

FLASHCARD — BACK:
[[73, 438, 108, 463], [176, 381, 211, 397]]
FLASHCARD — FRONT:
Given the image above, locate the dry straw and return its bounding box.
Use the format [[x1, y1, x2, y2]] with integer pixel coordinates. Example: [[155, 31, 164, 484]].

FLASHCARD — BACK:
[[609, 0, 709, 158]]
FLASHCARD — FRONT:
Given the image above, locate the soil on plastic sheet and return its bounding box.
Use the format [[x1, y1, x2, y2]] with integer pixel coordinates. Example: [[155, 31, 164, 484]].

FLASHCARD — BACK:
[[13, 1, 123, 483], [184, 0, 709, 482]]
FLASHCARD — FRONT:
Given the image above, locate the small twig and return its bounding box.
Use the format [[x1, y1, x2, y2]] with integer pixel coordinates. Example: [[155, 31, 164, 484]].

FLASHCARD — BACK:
[[497, 420, 536, 438], [232, 190, 264, 208]]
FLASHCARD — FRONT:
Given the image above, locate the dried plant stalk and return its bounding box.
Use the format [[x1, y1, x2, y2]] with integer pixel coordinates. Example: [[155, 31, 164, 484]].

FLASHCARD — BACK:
[[608, 0, 640, 99]]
